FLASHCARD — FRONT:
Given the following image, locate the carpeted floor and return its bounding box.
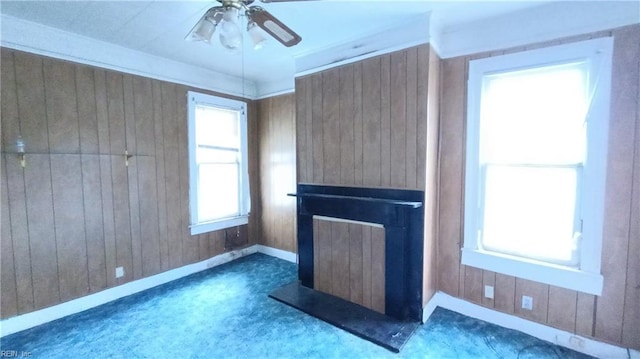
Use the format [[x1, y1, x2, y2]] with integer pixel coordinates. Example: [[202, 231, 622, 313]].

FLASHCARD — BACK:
[[0, 253, 592, 358]]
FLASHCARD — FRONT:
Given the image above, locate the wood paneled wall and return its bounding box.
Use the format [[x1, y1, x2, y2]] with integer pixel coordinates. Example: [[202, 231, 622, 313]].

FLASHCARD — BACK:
[[437, 25, 640, 349], [313, 218, 386, 314], [295, 44, 441, 312], [296, 45, 433, 190], [0, 48, 260, 319], [257, 94, 297, 253]]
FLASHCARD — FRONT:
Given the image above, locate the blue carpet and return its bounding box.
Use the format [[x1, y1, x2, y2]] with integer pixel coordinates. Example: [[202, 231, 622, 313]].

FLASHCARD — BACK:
[[1, 253, 592, 358]]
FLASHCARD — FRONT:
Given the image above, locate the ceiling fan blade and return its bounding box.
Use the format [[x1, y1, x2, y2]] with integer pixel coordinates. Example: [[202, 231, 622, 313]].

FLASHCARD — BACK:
[[247, 7, 301, 47]]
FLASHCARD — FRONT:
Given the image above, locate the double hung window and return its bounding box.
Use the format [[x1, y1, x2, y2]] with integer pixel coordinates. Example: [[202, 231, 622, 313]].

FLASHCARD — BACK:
[[462, 38, 613, 295], [188, 91, 249, 235]]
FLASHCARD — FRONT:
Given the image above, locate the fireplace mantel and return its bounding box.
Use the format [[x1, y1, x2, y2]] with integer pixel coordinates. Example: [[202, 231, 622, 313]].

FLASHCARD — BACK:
[[289, 183, 425, 321]]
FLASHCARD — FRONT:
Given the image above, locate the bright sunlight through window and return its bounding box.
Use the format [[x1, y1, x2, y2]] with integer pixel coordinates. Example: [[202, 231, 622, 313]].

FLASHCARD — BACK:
[[188, 92, 249, 235], [462, 38, 613, 295]]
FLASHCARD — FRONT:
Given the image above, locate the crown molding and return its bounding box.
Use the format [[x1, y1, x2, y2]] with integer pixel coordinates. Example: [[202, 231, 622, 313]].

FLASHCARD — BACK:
[[0, 14, 258, 100], [294, 13, 431, 78], [437, 1, 640, 59]]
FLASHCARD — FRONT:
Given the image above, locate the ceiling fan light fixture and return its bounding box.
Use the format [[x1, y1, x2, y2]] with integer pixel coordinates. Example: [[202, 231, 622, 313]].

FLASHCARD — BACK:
[[219, 7, 243, 51], [247, 21, 266, 50], [187, 16, 217, 43]]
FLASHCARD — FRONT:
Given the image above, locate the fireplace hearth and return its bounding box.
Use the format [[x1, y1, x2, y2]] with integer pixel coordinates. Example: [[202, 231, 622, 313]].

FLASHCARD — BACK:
[[269, 184, 425, 352]]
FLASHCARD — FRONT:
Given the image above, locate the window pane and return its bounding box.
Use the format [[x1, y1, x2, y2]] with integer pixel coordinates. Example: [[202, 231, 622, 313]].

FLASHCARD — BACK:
[[482, 165, 578, 265], [480, 62, 588, 165], [197, 163, 240, 222], [197, 147, 238, 164], [195, 105, 240, 149]]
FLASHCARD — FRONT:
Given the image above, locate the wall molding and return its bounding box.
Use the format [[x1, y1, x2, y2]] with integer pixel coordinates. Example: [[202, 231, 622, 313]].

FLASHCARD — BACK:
[[0, 245, 259, 338], [0, 14, 258, 99], [256, 245, 297, 263], [437, 1, 639, 59], [423, 291, 639, 358]]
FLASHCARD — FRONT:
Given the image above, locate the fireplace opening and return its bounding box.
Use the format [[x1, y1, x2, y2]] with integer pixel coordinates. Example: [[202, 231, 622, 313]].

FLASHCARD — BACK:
[[269, 184, 425, 352]]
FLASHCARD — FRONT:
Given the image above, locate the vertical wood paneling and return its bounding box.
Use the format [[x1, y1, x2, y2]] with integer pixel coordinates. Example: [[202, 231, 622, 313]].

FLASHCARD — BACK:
[[311, 74, 324, 183], [257, 94, 296, 252], [99, 154, 117, 288], [621, 35, 640, 349], [14, 52, 48, 153], [294, 45, 433, 318], [481, 271, 495, 308], [111, 156, 133, 283], [43, 59, 80, 153], [5, 154, 34, 313], [596, 26, 638, 344], [24, 154, 60, 309], [176, 86, 196, 265], [405, 47, 418, 189], [1, 154, 18, 317], [390, 51, 407, 188], [463, 266, 483, 304], [295, 77, 309, 183], [437, 56, 466, 297], [362, 226, 373, 308], [75, 67, 99, 154], [548, 286, 577, 332], [81, 155, 107, 293], [1, 49, 261, 320], [515, 279, 549, 323], [422, 46, 439, 304], [2, 49, 20, 154], [339, 66, 355, 186], [161, 82, 182, 269], [124, 76, 143, 280], [379, 55, 391, 188], [362, 57, 382, 187], [330, 222, 350, 300], [151, 81, 169, 272], [51, 154, 89, 301], [349, 223, 364, 306], [138, 156, 161, 277], [576, 293, 596, 337], [322, 69, 340, 184], [371, 226, 385, 314], [434, 29, 640, 348], [94, 69, 111, 155], [494, 274, 516, 314], [353, 63, 364, 186], [314, 219, 332, 293]]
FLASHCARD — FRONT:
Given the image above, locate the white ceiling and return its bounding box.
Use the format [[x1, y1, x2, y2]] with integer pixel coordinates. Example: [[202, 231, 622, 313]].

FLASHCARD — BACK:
[[1, 1, 638, 98]]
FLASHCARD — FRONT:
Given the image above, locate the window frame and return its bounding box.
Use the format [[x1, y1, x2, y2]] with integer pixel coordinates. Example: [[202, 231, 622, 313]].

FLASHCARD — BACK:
[[462, 37, 613, 296], [187, 91, 250, 235]]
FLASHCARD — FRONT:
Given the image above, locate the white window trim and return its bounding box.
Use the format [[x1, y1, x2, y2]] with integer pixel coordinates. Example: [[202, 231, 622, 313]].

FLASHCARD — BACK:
[[187, 91, 250, 235], [462, 37, 613, 296]]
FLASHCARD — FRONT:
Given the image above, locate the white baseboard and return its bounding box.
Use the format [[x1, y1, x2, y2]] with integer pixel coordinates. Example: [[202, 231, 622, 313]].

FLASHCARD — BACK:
[[256, 244, 297, 263], [0, 245, 258, 338], [423, 291, 637, 358]]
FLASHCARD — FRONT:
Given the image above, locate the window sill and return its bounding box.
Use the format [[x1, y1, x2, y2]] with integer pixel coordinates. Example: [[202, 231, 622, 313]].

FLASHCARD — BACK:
[[461, 248, 603, 295], [190, 215, 249, 235]]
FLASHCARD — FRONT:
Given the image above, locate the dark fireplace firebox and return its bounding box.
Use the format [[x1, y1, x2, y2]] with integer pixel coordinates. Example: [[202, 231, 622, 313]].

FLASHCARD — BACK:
[[269, 183, 425, 352]]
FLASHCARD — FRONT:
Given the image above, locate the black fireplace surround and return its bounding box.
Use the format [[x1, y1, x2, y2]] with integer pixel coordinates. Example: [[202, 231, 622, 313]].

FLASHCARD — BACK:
[[291, 183, 425, 321]]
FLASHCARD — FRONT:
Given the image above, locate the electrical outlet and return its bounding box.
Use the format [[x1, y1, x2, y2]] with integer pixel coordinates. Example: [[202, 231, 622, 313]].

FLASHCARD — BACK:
[[522, 295, 533, 310], [115, 266, 124, 278], [484, 285, 494, 299]]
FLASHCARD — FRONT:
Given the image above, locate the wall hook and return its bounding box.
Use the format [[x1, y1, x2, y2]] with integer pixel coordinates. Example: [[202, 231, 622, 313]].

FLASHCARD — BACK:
[[125, 150, 133, 167]]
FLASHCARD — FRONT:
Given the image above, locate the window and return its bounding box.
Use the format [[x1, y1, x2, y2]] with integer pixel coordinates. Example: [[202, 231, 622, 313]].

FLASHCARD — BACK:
[[462, 37, 613, 295], [188, 91, 250, 235]]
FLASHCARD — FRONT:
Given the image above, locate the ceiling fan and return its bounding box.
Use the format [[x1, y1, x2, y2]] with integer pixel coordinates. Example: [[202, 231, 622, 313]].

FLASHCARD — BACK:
[[186, 0, 303, 51]]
